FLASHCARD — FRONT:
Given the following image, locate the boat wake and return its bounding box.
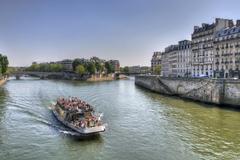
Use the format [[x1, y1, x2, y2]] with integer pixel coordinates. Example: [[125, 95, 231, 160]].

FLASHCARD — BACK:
[[58, 130, 82, 136], [34, 115, 83, 136]]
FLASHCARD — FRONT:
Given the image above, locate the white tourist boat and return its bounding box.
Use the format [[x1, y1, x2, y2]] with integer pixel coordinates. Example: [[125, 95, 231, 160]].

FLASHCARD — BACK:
[[52, 97, 106, 136]]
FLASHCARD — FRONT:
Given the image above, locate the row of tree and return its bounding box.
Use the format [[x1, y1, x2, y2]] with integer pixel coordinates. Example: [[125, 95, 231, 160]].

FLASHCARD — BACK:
[[120, 66, 129, 73], [26, 63, 64, 72], [73, 57, 115, 75], [0, 54, 9, 75], [26, 57, 116, 75]]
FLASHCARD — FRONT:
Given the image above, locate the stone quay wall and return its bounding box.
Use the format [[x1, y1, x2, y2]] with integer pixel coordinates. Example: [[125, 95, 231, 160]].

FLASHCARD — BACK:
[[135, 75, 240, 106]]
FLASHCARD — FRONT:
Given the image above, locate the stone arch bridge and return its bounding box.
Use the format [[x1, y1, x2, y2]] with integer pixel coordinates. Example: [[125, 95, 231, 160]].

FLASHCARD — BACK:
[[12, 71, 68, 80]]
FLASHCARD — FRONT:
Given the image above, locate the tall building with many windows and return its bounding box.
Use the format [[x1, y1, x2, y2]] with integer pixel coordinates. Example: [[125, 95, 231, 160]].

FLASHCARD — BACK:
[[191, 18, 233, 77], [57, 59, 73, 71], [161, 45, 178, 77], [108, 60, 120, 73], [214, 20, 240, 78], [177, 40, 192, 77], [151, 51, 162, 73], [161, 51, 169, 77]]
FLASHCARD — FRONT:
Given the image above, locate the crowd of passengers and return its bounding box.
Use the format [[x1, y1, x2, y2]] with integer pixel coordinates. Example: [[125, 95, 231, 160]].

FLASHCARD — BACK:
[[74, 116, 102, 128], [57, 97, 93, 112]]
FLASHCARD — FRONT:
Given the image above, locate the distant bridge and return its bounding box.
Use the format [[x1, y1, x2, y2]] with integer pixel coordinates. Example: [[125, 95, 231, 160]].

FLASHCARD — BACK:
[[12, 71, 71, 80], [11, 71, 148, 80]]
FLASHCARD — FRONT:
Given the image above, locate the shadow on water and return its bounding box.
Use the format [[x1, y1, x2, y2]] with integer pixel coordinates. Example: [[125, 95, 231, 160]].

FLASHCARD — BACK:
[[136, 84, 240, 159], [62, 132, 104, 142], [0, 87, 9, 145], [0, 87, 8, 118]]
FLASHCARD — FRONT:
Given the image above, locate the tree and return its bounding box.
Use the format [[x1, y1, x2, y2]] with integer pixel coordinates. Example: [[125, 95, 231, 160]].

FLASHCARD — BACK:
[[104, 62, 114, 74], [72, 59, 81, 71], [50, 64, 63, 72], [95, 61, 101, 72], [72, 58, 88, 71], [0, 54, 9, 75], [28, 64, 40, 71], [39, 63, 50, 72], [1, 55, 9, 74], [154, 65, 161, 75], [123, 66, 129, 73], [86, 62, 96, 74], [75, 65, 85, 75], [6, 67, 16, 75]]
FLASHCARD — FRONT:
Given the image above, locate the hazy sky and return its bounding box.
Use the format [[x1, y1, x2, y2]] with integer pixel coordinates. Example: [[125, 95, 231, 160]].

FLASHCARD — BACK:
[[0, 0, 239, 66]]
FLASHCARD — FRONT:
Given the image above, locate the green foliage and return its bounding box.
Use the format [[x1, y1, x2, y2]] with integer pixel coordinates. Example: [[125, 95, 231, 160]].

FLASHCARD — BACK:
[[123, 66, 129, 73], [72, 58, 88, 71], [73, 57, 105, 75], [86, 62, 96, 74], [6, 67, 16, 75], [154, 65, 161, 75], [104, 62, 114, 74], [0, 54, 9, 75], [95, 61, 101, 72], [75, 65, 85, 75], [50, 64, 63, 72], [27, 63, 63, 72]]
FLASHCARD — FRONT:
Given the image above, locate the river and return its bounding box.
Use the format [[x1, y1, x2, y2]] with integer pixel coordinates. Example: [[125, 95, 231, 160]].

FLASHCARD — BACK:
[[0, 78, 240, 160]]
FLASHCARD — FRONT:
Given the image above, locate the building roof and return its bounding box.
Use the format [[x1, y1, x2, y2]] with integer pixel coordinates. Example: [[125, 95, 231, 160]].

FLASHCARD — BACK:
[[165, 45, 178, 53], [215, 26, 240, 38], [193, 23, 215, 34]]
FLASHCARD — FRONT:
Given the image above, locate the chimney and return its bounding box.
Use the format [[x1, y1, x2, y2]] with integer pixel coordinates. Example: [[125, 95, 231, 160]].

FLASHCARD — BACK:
[[237, 20, 240, 27], [202, 23, 208, 27], [215, 18, 220, 24], [229, 20, 234, 28]]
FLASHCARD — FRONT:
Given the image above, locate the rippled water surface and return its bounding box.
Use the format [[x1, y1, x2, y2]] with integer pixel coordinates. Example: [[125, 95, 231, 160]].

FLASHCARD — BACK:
[[0, 78, 240, 160]]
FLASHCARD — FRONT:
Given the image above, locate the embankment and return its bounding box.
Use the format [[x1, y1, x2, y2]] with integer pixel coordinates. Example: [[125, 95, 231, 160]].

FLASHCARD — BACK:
[[135, 75, 240, 106], [0, 78, 7, 86]]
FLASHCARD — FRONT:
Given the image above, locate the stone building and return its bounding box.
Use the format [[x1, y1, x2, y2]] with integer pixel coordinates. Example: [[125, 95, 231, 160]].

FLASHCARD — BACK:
[[57, 59, 73, 72], [108, 60, 120, 73], [214, 20, 240, 78], [128, 65, 141, 74], [151, 51, 162, 73], [177, 40, 192, 77], [128, 66, 151, 74], [191, 18, 233, 77], [160, 51, 169, 77], [164, 45, 179, 77]]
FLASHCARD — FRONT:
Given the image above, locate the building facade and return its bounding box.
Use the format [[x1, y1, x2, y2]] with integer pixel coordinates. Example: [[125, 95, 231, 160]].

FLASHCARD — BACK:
[[177, 40, 192, 77], [108, 60, 120, 73], [128, 66, 141, 74], [57, 59, 73, 72], [160, 51, 169, 77], [191, 18, 233, 77], [128, 66, 151, 74], [165, 45, 178, 77], [214, 20, 240, 78], [151, 51, 162, 73]]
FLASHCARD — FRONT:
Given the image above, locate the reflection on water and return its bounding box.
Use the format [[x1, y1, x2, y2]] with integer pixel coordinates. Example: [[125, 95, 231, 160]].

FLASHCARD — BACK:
[[140, 89, 240, 159], [0, 78, 240, 160]]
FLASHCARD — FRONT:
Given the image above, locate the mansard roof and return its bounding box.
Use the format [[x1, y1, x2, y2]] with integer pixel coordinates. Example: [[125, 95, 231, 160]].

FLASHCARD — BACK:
[[215, 26, 240, 38], [193, 23, 215, 34]]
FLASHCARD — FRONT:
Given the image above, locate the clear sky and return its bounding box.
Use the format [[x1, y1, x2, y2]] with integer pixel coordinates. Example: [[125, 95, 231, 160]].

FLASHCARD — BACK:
[[0, 0, 239, 67]]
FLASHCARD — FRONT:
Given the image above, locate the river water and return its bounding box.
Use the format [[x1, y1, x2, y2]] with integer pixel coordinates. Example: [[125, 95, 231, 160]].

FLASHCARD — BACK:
[[0, 78, 240, 160]]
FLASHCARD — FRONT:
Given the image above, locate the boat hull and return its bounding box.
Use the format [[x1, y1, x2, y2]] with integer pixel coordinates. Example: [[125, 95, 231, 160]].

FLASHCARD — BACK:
[[52, 108, 105, 137]]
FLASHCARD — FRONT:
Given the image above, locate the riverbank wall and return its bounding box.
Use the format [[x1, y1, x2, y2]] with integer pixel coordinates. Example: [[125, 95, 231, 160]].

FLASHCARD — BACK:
[[135, 75, 240, 106]]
